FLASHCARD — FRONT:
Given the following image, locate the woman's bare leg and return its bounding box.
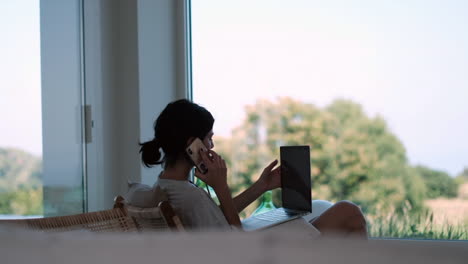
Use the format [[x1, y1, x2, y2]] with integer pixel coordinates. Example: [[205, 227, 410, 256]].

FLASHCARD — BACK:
[[310, 201, 368, 239]]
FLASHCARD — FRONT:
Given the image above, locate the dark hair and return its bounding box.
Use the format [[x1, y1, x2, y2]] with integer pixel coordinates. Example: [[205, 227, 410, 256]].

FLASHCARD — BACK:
[[139, 99, 214, 168]]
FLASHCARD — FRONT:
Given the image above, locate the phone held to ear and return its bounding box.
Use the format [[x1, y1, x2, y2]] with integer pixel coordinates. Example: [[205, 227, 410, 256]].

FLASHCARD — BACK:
[[186, 138, 208, 174]]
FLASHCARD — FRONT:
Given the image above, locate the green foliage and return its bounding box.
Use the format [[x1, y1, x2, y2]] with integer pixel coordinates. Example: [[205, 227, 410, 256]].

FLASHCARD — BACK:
[[368, 206, 468, 240], [0, 147, 43, 215], [414, 165, 459, 199], [456, 167, 468, 184], [0, 148, 42, 191], [0, 187, 43, 215], [215, 98, 460, 221]]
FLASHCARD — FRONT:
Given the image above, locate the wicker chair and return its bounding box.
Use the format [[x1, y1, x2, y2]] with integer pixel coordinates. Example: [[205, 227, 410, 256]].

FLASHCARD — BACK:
[[114, 196, 184, 232], [0, 205, 138, 233]]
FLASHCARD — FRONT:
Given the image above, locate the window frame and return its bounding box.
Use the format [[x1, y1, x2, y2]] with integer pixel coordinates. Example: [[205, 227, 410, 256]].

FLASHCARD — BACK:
[[186, 0, 468, 242]]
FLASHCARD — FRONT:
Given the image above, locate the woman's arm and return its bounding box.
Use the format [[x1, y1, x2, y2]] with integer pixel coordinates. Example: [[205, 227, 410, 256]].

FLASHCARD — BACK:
[[213, 184, 241, 227], [232, 160, 281, 213], [232, 181, 265, 213], [195, 149, 241, 227]]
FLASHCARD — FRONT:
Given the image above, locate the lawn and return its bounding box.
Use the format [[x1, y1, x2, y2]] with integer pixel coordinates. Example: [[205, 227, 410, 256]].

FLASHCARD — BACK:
[[368, 199, 468, 240]]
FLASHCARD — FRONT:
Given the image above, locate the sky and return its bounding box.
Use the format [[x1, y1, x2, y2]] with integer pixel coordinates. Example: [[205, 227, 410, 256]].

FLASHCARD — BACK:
[[191, 0, 468, 176], [0, 0, 467, 176], [0, 0, 42, 156]]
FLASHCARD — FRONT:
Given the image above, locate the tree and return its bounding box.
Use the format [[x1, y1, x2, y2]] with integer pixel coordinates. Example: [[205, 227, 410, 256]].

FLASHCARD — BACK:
[[414, 165, 458, 199], [0, 148, 43, 215], [215, 97, 428, 217], [456, 167, 468, 183], [0, 148, 42, 191]]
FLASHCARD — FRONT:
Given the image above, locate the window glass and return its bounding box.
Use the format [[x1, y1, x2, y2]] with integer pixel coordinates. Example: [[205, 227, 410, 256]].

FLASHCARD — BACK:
[[0, 0, 84, 218], [0, 1, 43, 218], [192, 0, 468, 239]]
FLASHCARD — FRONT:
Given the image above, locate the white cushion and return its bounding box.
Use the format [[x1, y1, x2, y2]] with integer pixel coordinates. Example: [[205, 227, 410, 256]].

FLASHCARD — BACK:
[[124, 182, 168, 208], [303, 200, 334, 222]]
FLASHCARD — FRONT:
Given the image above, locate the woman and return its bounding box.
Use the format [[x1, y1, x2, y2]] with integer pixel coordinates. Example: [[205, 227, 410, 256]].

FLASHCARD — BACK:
[[139, 99, 368, 238]]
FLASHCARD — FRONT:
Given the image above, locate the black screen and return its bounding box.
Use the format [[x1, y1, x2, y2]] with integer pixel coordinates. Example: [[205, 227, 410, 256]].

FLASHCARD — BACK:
[[280, 146, 312, 212]]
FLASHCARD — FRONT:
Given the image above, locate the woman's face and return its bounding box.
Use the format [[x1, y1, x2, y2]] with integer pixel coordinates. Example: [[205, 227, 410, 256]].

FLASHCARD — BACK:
[[203, 130, 215, 150]]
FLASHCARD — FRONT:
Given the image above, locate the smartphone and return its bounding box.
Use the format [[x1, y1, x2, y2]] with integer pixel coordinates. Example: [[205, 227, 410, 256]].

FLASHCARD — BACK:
[[186, 138, 208, 174]]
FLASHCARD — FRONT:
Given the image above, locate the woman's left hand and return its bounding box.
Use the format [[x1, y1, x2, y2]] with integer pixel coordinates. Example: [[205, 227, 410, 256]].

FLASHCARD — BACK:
[[257, 160, 281, 192]]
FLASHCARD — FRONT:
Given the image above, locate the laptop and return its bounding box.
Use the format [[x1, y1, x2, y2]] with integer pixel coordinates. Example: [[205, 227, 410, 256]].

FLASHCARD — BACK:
[[242, 145, 312, 231]]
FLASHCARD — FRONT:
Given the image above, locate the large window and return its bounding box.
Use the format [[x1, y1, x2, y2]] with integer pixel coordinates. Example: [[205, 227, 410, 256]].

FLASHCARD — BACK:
[[0, 1, 43, 218], [0, 0, 85, 218], [192, 0, 468, 239]]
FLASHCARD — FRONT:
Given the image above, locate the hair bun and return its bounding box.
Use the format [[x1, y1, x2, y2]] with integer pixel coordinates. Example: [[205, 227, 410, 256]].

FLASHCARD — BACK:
[[151, 138, 160, 148], [139, 138, 163, 167]]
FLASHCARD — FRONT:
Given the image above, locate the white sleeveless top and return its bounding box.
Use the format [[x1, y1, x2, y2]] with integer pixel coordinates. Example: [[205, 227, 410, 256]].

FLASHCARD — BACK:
[[156, 179, 231, 231]]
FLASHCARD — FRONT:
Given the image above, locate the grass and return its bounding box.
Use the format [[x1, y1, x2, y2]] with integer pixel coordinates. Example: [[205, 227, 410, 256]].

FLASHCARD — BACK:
[[367, 207, 468, 240]]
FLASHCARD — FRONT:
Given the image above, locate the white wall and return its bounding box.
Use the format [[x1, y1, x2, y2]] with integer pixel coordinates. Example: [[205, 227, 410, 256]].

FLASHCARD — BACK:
[[82, 0, 191, 211], [82, 0, 141, 211], [137, 0, 191, 185]]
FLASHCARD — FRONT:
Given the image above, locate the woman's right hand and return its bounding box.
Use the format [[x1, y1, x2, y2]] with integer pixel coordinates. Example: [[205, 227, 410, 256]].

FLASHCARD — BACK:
[[194, 149, 228, 191]]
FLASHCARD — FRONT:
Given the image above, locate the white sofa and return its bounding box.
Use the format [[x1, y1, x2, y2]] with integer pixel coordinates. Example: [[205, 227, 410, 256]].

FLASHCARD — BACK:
[[2, 226, 466, 264]]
